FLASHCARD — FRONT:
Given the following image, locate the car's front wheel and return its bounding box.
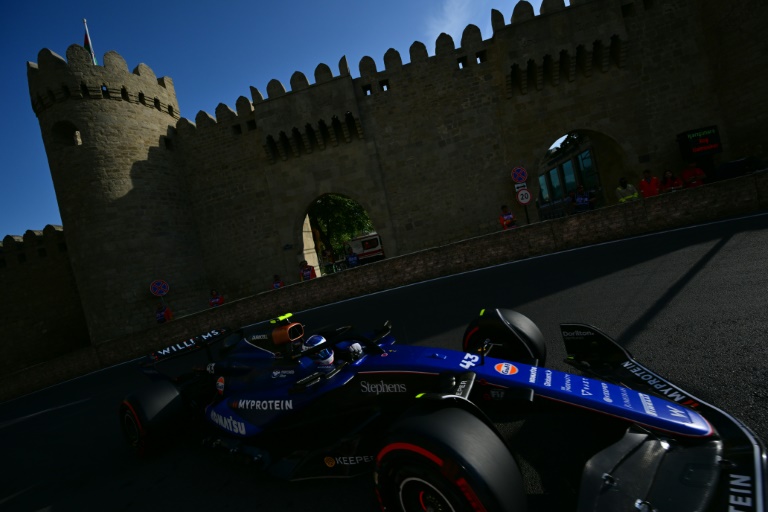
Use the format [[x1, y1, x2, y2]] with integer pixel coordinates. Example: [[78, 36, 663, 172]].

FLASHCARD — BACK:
[[375, 407, 526, 512]]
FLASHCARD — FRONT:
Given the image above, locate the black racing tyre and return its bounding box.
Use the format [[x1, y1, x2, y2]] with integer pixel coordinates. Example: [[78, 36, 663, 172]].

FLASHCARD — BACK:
[[119, 379, 185, 457], [120, 398, 151, 457], [463, 309, 546, 366], [375, 407, 526, 512]]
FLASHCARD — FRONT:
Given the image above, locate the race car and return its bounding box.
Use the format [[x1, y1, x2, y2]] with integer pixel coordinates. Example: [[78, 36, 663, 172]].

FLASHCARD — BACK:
[[119, 309, 766, 512]]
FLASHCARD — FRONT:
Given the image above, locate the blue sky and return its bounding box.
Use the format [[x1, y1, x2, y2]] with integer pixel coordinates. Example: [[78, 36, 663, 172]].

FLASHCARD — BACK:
[[0, 0, 549, 238]]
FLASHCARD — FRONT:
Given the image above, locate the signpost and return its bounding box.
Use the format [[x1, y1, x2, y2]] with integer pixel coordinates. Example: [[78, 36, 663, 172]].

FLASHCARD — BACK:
[[511, 166, 528, 183], [150, 279, 169, 297], [511, 166, 531, 223]]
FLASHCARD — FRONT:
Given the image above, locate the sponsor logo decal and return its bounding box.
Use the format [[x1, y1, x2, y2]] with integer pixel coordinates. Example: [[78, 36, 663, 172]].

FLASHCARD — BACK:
[[460, 353, 479, 370], [620, 387, 632, 409], [666, 404, 687, 419], [153, 329, 221, 357], [561, 329, 595, 337], [529, 367, 537, 383], [324, 455, 374, 467], [639, 393, 658, 417], [271, 369, 295, 379], [231, 399, 293, 411], [543, 369, 553, 387], [249, 334, 268, 341], [360, 381, 407, 394], [620, 361, 699, 407], [216, 377, 225, 395], [494, 362, 518, 375], [580, 378, 592, 396], [561, 373, 572, 392], [601, 382, 613, 403], [210, 410, 246, 435], [487, 389, 505, 400], [455, 380, 468, 396], [206, 363, 216, 374], [728, 474, 753, 511]]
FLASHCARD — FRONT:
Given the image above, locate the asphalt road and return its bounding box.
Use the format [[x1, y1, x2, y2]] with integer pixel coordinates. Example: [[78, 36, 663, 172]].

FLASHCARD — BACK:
[[1, 213, 767, 511]]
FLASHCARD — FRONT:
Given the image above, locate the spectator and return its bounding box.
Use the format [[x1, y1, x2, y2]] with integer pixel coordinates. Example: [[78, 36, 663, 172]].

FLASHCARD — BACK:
[[638, 169, 660, 198], [271, 275, 285, 289], [573, 185, 596, 213], [299, 260, 317, 281], [209, 290, 224, 307], [682, 162, 706, 188], [615, 177, 640, 203], [322, 247, 336, 274], [499, 204, 516, 230], [659, 169, 683, 193], [345, 247, 360, 268], [156, 303, 173, 323]]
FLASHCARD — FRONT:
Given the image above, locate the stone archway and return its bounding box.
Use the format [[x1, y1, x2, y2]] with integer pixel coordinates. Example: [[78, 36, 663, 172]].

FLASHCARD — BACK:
[[536, 129, 628, 219], [301, 193, 377, 276]]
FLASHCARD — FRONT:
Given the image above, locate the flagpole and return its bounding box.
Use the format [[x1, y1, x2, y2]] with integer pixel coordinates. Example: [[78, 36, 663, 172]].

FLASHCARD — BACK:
[[83, 18, 97, 65]]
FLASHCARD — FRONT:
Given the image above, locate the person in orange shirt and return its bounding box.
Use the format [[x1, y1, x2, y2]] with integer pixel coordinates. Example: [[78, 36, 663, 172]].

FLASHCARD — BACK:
[[681, 162, 706, 188], [638, 169, 660, 198], [659, 169, 683, 193]]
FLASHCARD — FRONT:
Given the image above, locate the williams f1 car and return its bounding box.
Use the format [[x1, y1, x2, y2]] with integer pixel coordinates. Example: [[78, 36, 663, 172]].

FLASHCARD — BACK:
[[120, 309, 766, 511]]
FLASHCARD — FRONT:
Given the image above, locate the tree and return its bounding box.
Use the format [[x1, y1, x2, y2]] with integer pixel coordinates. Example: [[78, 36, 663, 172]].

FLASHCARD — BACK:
[[307, 194, 374, 256]]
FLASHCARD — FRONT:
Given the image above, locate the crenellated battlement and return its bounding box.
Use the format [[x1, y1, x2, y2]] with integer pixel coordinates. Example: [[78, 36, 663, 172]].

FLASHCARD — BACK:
[[27, 45, 180, 120], [18, 0, 763, 348], [176, 0, 631, 156], [0, 225, 68, 269]]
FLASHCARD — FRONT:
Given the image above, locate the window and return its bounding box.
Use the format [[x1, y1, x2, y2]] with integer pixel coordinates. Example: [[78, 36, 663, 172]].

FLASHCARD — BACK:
[[577, 150, 600, 190], [538, 175, 551, 202], [548, 168, 563, 200], [562, 161, 577, 194]]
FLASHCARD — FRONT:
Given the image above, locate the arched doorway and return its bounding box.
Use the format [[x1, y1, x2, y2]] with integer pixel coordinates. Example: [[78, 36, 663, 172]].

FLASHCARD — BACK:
[[303, 193, 379, 275], [536, 130, 626, 219]]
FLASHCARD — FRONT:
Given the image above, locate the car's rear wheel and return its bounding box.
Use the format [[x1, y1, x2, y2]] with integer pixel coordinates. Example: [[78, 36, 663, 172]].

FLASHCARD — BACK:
[[375, 407, 526, 512], [119, 379, 185, 457], [120, 398, 150, 457]]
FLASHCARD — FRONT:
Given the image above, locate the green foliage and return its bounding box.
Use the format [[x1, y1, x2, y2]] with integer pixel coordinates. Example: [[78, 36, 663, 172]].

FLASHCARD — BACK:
[[308, 194, 374, 256]]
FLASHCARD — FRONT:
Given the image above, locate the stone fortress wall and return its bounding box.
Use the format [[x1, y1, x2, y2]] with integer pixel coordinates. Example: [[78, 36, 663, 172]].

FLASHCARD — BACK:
[[3, 0, 766, 366]]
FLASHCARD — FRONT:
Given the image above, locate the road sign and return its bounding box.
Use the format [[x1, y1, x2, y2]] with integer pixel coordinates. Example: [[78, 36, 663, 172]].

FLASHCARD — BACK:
[[150, 279, 170, 297], [515, 182, 528, 191], [517, 188, 532, 205], [511, 166, 528, 184]]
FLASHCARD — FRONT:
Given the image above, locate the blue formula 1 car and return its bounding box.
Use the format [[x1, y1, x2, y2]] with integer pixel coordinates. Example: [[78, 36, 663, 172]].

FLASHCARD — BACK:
[[120, 309, 766, 512]]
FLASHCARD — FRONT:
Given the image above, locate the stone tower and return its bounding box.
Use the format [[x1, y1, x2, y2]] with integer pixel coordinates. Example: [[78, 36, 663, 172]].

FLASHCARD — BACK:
[[27, 45, 207, 342]]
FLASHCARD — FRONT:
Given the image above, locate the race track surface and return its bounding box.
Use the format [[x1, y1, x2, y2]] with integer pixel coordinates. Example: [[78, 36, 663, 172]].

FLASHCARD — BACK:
[[1, 213, 766, 511]]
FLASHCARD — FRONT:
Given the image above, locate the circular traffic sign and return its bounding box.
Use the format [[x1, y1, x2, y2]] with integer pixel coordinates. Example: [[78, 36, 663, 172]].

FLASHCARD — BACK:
[[517, 188, 532, 205], [150, 279, 170, 296], [511, 166, 528, 184]]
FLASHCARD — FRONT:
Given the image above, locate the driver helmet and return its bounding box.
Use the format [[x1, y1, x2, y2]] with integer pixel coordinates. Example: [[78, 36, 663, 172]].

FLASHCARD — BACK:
[[302, 334, 334, 365]]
